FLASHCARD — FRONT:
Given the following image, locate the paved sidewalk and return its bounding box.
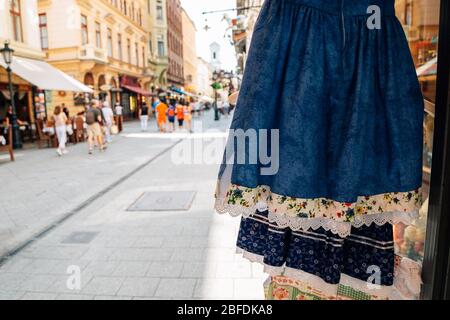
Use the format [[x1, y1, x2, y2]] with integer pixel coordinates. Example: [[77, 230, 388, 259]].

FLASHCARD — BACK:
[[0, 118, 175, 257], [0, 112, 267, 300]]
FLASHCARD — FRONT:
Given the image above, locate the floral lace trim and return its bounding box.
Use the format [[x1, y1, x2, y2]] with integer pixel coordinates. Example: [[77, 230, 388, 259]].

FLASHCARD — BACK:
[[217, 199, 418, 238], [216, 183, 421, 237], [221, 184, 422, 221], [268, 210, 418, 238]]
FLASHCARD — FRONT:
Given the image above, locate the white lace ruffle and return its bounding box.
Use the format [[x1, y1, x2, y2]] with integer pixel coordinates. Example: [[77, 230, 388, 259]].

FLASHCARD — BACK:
[[236, 247, 394, 299], [235, 248, 285, 276], [216, 199, 418, 238]]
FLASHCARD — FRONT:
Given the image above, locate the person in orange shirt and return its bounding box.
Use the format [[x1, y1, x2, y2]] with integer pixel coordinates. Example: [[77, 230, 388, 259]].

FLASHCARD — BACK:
[[176, 102, 185, 130], [156, 99, 168, 133], [184, 100, 193, 133]]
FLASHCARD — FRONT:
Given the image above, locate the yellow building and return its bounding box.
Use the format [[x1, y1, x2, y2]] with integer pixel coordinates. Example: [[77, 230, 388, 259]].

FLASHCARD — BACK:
[[234, 0, 264, 74], [1, 0, 44, 125], [38, 0, 156, 118], [196, 57, 214, 98], [148, 0, 169, 89], [181, 7, 198, 94], [1, 0, 90, 130]]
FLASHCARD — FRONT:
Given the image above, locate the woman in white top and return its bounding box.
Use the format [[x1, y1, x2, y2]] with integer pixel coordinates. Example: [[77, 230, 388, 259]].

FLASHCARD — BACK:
[[53, 105, 68, 156], [102, 101, 115, 143]]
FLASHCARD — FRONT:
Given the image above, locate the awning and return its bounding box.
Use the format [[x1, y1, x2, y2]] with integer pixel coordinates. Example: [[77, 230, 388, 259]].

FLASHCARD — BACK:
[[169, 86, 197, 98], [122, 84, 154, 96], [0, 56, 93, 92]]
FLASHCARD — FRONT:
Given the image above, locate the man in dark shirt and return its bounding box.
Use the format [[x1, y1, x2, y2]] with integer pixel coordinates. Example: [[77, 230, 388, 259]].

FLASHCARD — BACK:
[[86, 101, 105, 154]]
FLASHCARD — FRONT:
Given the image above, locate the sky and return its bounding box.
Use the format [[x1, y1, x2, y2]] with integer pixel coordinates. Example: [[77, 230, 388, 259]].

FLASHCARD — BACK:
[[180, 0, 238, 72]]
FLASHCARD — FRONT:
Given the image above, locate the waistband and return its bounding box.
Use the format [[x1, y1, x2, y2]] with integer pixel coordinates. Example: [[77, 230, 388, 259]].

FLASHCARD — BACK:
[[284, 0, 396, 16]]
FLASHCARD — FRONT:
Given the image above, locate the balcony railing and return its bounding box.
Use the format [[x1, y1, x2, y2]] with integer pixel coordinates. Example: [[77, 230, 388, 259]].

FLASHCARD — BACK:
[[79, 45, 108, 63]]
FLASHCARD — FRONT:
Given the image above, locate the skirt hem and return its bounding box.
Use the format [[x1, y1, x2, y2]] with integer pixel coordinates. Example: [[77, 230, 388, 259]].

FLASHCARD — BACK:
[[217, 199, 419, 238], [236, 247, 394, 300]]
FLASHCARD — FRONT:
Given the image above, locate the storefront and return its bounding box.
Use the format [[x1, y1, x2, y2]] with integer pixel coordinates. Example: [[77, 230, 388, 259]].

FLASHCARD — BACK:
[[0, 83, 33, 122], [109, 77, 121, 108], [120, 75, 153, 120], [0, 56, 92, 145]]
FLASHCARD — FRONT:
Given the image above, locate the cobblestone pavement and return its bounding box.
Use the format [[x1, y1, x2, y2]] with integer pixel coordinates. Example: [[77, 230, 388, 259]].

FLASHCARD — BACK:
[[0, 112, 267, 300]]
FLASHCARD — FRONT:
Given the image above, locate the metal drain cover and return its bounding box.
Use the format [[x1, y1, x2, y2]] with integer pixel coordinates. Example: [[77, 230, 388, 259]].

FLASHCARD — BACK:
[[62, 232, 99, 244], [127, 191, 196, 212]]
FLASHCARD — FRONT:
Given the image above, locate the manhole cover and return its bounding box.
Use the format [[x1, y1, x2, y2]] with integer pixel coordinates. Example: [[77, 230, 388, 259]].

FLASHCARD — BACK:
[[127, 191, 196, 212], [62, 232, 99, 244]]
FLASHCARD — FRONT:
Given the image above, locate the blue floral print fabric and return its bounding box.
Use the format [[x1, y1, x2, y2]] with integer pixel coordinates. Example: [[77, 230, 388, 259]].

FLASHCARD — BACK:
[[237, 210, 395, 286]]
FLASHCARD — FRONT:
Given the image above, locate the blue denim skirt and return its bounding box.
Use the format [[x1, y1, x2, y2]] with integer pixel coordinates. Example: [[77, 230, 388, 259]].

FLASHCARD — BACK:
[[216, 0, 423, 234]]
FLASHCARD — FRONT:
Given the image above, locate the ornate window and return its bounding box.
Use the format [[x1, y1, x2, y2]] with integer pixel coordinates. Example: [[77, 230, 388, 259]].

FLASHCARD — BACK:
[[10, 0, 23, 42], [118, 33, 123, 60], [81, 15, 88, 45], [107, 28, 113, 57], [39, 14, 48, 49], [95, 22, 102, 48]]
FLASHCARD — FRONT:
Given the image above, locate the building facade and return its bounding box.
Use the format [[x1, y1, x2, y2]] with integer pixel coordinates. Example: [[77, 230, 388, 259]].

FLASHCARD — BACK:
[[181, 7, 197, 94], [1, 0, 90, 132], [0, 0, 43, 61], [38, 0, 153, 117], [209, 42, 222, 71], [148, 0, 169, 89], [233, 0, 264, 75], [196, 57, 213, 98], [166, 0, 184, 87], [0, 0, 45, 125]]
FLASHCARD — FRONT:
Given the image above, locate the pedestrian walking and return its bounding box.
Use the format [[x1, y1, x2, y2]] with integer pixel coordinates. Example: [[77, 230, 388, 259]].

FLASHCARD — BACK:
[[184, 100, 193, 133], [152, 98, 160, 114], [176, 101, 184, 130], [62, 103, 70, 118], [53, 105, 68, 156], [223, 101, 230, 117], [167, 99, 176, 133], [102, 101, 114, 143], [139, 102, 150, 131], [114, 101, 123, 132], [86, 102, 105, 154], [152, 98, 160, 130], [194, 101, 203, 117], [155, 99, 168, 133], [62, 104, 74, 137]]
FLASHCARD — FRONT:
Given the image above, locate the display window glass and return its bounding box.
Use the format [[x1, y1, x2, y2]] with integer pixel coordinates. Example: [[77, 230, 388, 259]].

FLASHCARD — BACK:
[[394, 0, 439, 269]]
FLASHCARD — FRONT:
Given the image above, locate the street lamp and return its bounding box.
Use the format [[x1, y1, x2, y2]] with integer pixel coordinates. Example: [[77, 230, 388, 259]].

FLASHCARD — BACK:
[[0, 41, 22, 149], [211, 71, 222, 121]]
